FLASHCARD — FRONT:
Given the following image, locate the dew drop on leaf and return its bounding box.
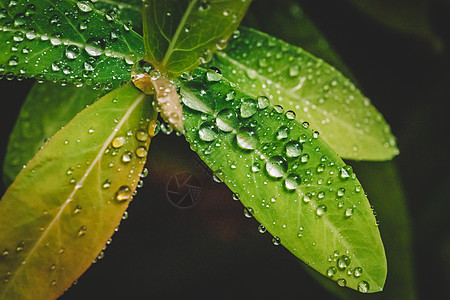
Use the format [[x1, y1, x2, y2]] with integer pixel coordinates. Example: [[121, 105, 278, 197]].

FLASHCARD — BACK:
[[266, 156, 288, 178], [337, 255, 351, 270], [116, 186, 132, 202], [236, 127, 257, 150], [354, 267, 363, 278], [216, 108, 237, 132], [285, 141, 302, 158], [121, 151, 132, 163], [240, 98, 257, 118], [337, 278, 347, 287], [135, 146, 148, 158], [77, 1, 93, 13], [244, 207, 253, 218], [357, 281, 370, 293], [316, 204, 327, 216], [199, 122, 218, 142], [111, 136, 125, 148], [327, 266, 337, 277], [65, 45, 80, 60], [257, 96, 270, 109], [272, 236, 281, 246], [284, 173, 301, 191]]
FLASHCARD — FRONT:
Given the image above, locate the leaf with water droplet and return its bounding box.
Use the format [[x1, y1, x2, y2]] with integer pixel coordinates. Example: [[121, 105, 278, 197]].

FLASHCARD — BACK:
[[179, 67, 387, 293], [3, 82, 105, 186], [0, 83, 156, 299], [142, 0, 251, 77], [0, 0, 144, 86], [207, 27, 399, 161]]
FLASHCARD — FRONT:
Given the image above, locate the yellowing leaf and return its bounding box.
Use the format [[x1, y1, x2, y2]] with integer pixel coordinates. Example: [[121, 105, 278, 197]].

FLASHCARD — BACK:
[[0, 83, 155, 299]]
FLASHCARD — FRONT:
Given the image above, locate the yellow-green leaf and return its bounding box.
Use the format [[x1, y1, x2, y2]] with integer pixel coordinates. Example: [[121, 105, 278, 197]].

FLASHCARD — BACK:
[[0, 83, 155, 299]]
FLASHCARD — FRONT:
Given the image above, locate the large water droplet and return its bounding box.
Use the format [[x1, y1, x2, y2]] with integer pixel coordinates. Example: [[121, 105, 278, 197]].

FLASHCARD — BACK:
[[65, 45, 80, 60], [199, 122, 218, 142], [266, 156, 288, 178], [354, 267, 363, 278], [327, 266, 337, 278], [316, 204, 327, 216], [337, 255, 351, 270], [284, 173, 301, 191], [112, 136, 125, 148], [216, 108, 237, 132], [357, 281, 370, 293], [257, 96, 270, 109], [116, 186, 132, 202], [236, 127, 257, 150], [85, 37, 104, 57], [285, 141, 302, 158], [77, 1, 93, 12], [240, 98, 257, 118], [135, 146, 147, 158]]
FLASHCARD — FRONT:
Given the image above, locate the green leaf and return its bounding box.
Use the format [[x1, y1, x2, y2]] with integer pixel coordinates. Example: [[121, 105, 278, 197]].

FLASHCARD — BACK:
[[207, 27, 399, 161], [0, 83, 155, 299], [179, 67, 387, 293], [3, 82, 106, 187], [0, 0, 145, 86], [91, 0, 143, 33], [142, 0, 251, 77]]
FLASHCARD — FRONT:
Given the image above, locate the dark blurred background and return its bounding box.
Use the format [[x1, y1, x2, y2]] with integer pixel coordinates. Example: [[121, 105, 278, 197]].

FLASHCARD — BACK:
[[1, 0, 449, 299]]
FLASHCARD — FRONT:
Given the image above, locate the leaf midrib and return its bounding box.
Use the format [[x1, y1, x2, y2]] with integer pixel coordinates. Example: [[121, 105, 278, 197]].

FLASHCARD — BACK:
[[1, 92, 146, 296], [161, 0, 198, 66]]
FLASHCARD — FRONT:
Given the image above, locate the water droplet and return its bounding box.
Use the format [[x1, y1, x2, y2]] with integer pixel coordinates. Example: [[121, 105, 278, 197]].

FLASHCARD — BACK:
[[205, 70, 222, 82], [244, 207, 253, 218], [77, 226, 87, 237], [77, 1, 93, 12], [276, 126, 289, 140], [116, 186, 132, 202], [2, 249, 9, 256], [316, 204, 327, 216], [240, 98, 257, 118], [65, 45, 80, 60], [272, 236, 281, 246], [285, 110, 296, 120], [112, 136, 125, 148], [354, 267, 363, 278], [8, 55, 18, 67], [337, 278, 347, 287], [236, 127, 257, 150], [251, 162, 261, 172], [73, 205, 82, 215], [216, 109, 237, 132], [199, 122, 218, 142], [121, 151, 132, 163], [300, 153, 310, 163], [135, 130, 148, 142], [25, 4, 36, 16], [345, 207, 354, 218], [13, 13, 26, 27], [340, 165, 353, 180], [289, 65, 300, 77], [16, 241, 24, 252], [327, 266, 337, 277], [337, 255, 351, 270], [284, 173, 301, 191], [50, 280, 57, 287], [102, 179, 111, 189], [141, 168, 149, 178], [135, 146, 147, 158], [357, 281, 370, 293], [257, 96, 270, 109], [285, 141, 302, 158], [85, 37, 104, 57], [258, 224, 266, 233], [266, 156, 288, 178]]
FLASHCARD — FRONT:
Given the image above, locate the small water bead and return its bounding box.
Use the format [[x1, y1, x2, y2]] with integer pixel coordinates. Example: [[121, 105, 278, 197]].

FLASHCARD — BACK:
[[2, 249, 9, 256], [16, 241, 24, 252], [79, 20, 88, 30], [266, 156, 288, 179], [316, 163, 325, 173], [13, 13, 26, 27], [199, 122, 218, 142], [205, 69, 222, 82], [316, 204, 327, 216], [353, 267, 363, 278], [285, 110, 296, 120], [344, 207, 354, 218], [112, 136, 125, 148], [302, 193, 312, 203], [160, 123, 173, 135], [297, 226, 304, 237], [8, 56, 18, 67], [65, 45, 80, 60], [251, 162, 261, 172], [77, 226, 87, 237], [240, 98, 258, 118], [284, 173, 301, 191], [135, 129, 148, 142], [289, 65, 300, 77], [357, 281, 370, 293], [116, 185, 132, 202], [272, 236, 281, 246], [273, 105, 284, 114], [232, 193, 240, 201], [236, 127, 257, 150], [285, 141, 302, 158], [257, 96, 270, 109], [300, 153, 310, 163], [257, 224, 266, 234], [337, 255, 351, 270], [141, 168, 149, 178], [49, 15, 61, 27], [121, 151, 132, 163], [244, 207, 253, 218], [73, 205, 82, 215], [327, 266, 337, 277], [340, 165, 354, 180], [337, 278, 347, 287], [336, 188, 345, 197], [135, 146, 148, 158], [102, 179, 111, 189]]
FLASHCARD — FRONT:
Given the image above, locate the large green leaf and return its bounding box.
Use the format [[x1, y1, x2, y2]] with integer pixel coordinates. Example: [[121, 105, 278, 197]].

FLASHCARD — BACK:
[[179, 67, 387, 293], [142, 0, 251, 77], [0, 83, 155, 299], [0, 0, 144, 86], [3, 82, 106, 187], [207, 27, 399, 161]]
